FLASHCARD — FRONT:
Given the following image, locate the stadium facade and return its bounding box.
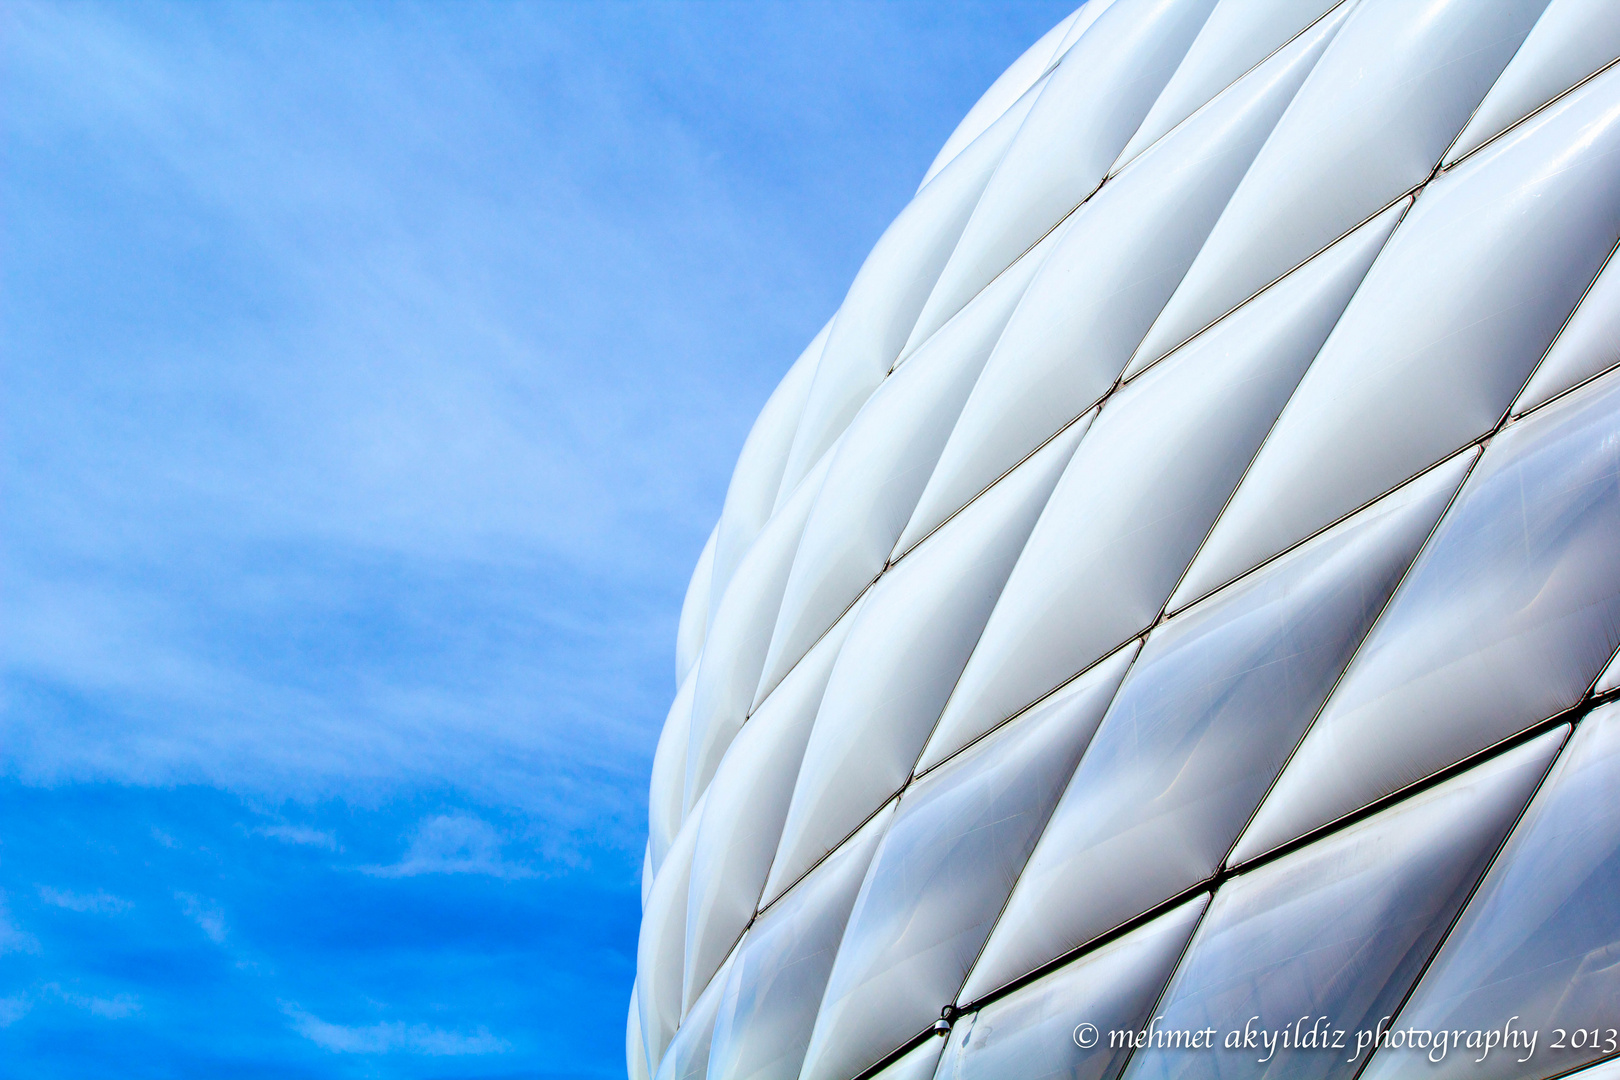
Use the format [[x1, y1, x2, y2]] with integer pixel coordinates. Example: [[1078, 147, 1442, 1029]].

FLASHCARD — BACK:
[[632, 1, 1620, 1078]]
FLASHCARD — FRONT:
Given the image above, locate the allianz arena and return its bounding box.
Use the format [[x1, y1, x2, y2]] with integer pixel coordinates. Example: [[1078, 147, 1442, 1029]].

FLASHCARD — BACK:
[[632, 2, 1620, 1078]]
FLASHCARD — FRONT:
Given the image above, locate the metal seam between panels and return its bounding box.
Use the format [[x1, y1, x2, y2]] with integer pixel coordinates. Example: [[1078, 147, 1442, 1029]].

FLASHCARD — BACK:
[[1122, 188, 1418, 385], [1210, 441, 1489, 870], [638, 7, 1620, 1077], [1342, 731, 1571, 1080], [1103, 0, 1360, 180], [947, 697, 1602, 1043], [1510, 234, 1620, 420], [1441, 54, 1620, 172]]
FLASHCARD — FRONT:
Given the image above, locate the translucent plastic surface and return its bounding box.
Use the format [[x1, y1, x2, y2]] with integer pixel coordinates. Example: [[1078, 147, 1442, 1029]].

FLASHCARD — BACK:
[[868, 1039, 945, 1080], [1122, 731, 1563, 1080], [934, 186, 1374, 764], [917, 6, 1084, 189], [654, 953, 732, 1080], [710, 319, 828, 608], [1237, 369, 1620, 861], [682, 599, 862, 1012], [906, 0, 1219, 352], [1362, 705, 1620, 1080], [904, 18, 1331, 553], [675, 524, 716, 688], [648, 668, 698, 876], [945, 898, 1207, 1080], [638, 791, 706, 1070], [1447, 0, 1620, 163], [964, 455, 1464, 1001], [756, 226, 1058, 704], [684, 450, 833, 815], [800, 667, 1128, 1080], [1135, 0, 1550, 366], [1117, 0, 1345, 166], [706, 807, 892, 1080], [628, 987, 648, 1080], [763, 424, 1083, 903], [1515, 245, 1620, 416], [776, 66, 1041, 499], [1180, 64, 1620, 602]]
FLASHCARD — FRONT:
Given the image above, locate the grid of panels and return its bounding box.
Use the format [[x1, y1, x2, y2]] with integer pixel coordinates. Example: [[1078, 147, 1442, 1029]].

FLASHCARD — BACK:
[[639, 2, 1620, 1079]]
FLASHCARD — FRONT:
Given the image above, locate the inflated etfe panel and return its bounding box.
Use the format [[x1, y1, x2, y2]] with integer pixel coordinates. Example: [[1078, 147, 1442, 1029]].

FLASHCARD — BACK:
[[635, 2, 1620, 1078]]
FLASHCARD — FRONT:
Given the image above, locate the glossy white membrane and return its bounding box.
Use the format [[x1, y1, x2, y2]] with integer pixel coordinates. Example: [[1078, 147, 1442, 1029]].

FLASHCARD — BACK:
[[905, 0, 1221, 354], [1235, 368, 1620, 863], [648, 668, 697, 876], [1052, 0, 1123, 55], [635, 4, 1620, 1076], [798, 654, 1136, 1080], [708, 318, 828, 612], [1514, 243, 1620, 415], [1447, 0, 1620, 164], [1121, 731, 1563, 1080], [683, 449, 834, 816], [681, 596, 864, 1013], [705, 807, 892, 1080], [1115, 0, 1346, 167], [762, 423, 1085, 905], [1598, 647, 1620, 694], [1134, 0, 1551, 367], [654, 952, 733, 1080], [1565, 1061, 1620, 1080], [775, 67, 1047, 500], [1361, 706, 1620, 1080], [962, 452, 1467, 1002], [754, 228, 1062, 707], [675, 524, 716, 687], [637, 790, 707, 1071], [866, 1039, 945, 1080], [916, 5, 1087, 191], [628, 987, 649, 1080], [932, 192, 1386, 766], [945, 898, 1207, 1080], [915, 638, 1136, 787], [900, 15, 1338, 555], [1176, 63, 1620, 605]]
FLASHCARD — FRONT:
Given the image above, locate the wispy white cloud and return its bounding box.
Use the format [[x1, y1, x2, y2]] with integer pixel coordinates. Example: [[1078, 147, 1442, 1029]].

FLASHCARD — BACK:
[[0, 894, 40, 955], [253, 823, 340, 850], [46, 984, 141, 1020], [0, 0, 715, 842], [0, 995, 30, 1028], [37, 886, 132, 915], [0, 984, 141, 1024], [175, 892, 227, 944], [0, 0, 1061, 819], [363, 813, 533, 879], [0, 1, 1070, 1072], [283, 1004, 509, 1055]]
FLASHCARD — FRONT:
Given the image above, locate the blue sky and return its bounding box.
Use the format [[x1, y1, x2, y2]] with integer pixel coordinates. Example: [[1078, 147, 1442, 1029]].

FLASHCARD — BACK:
[[0, 2, 1071, 1076]]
